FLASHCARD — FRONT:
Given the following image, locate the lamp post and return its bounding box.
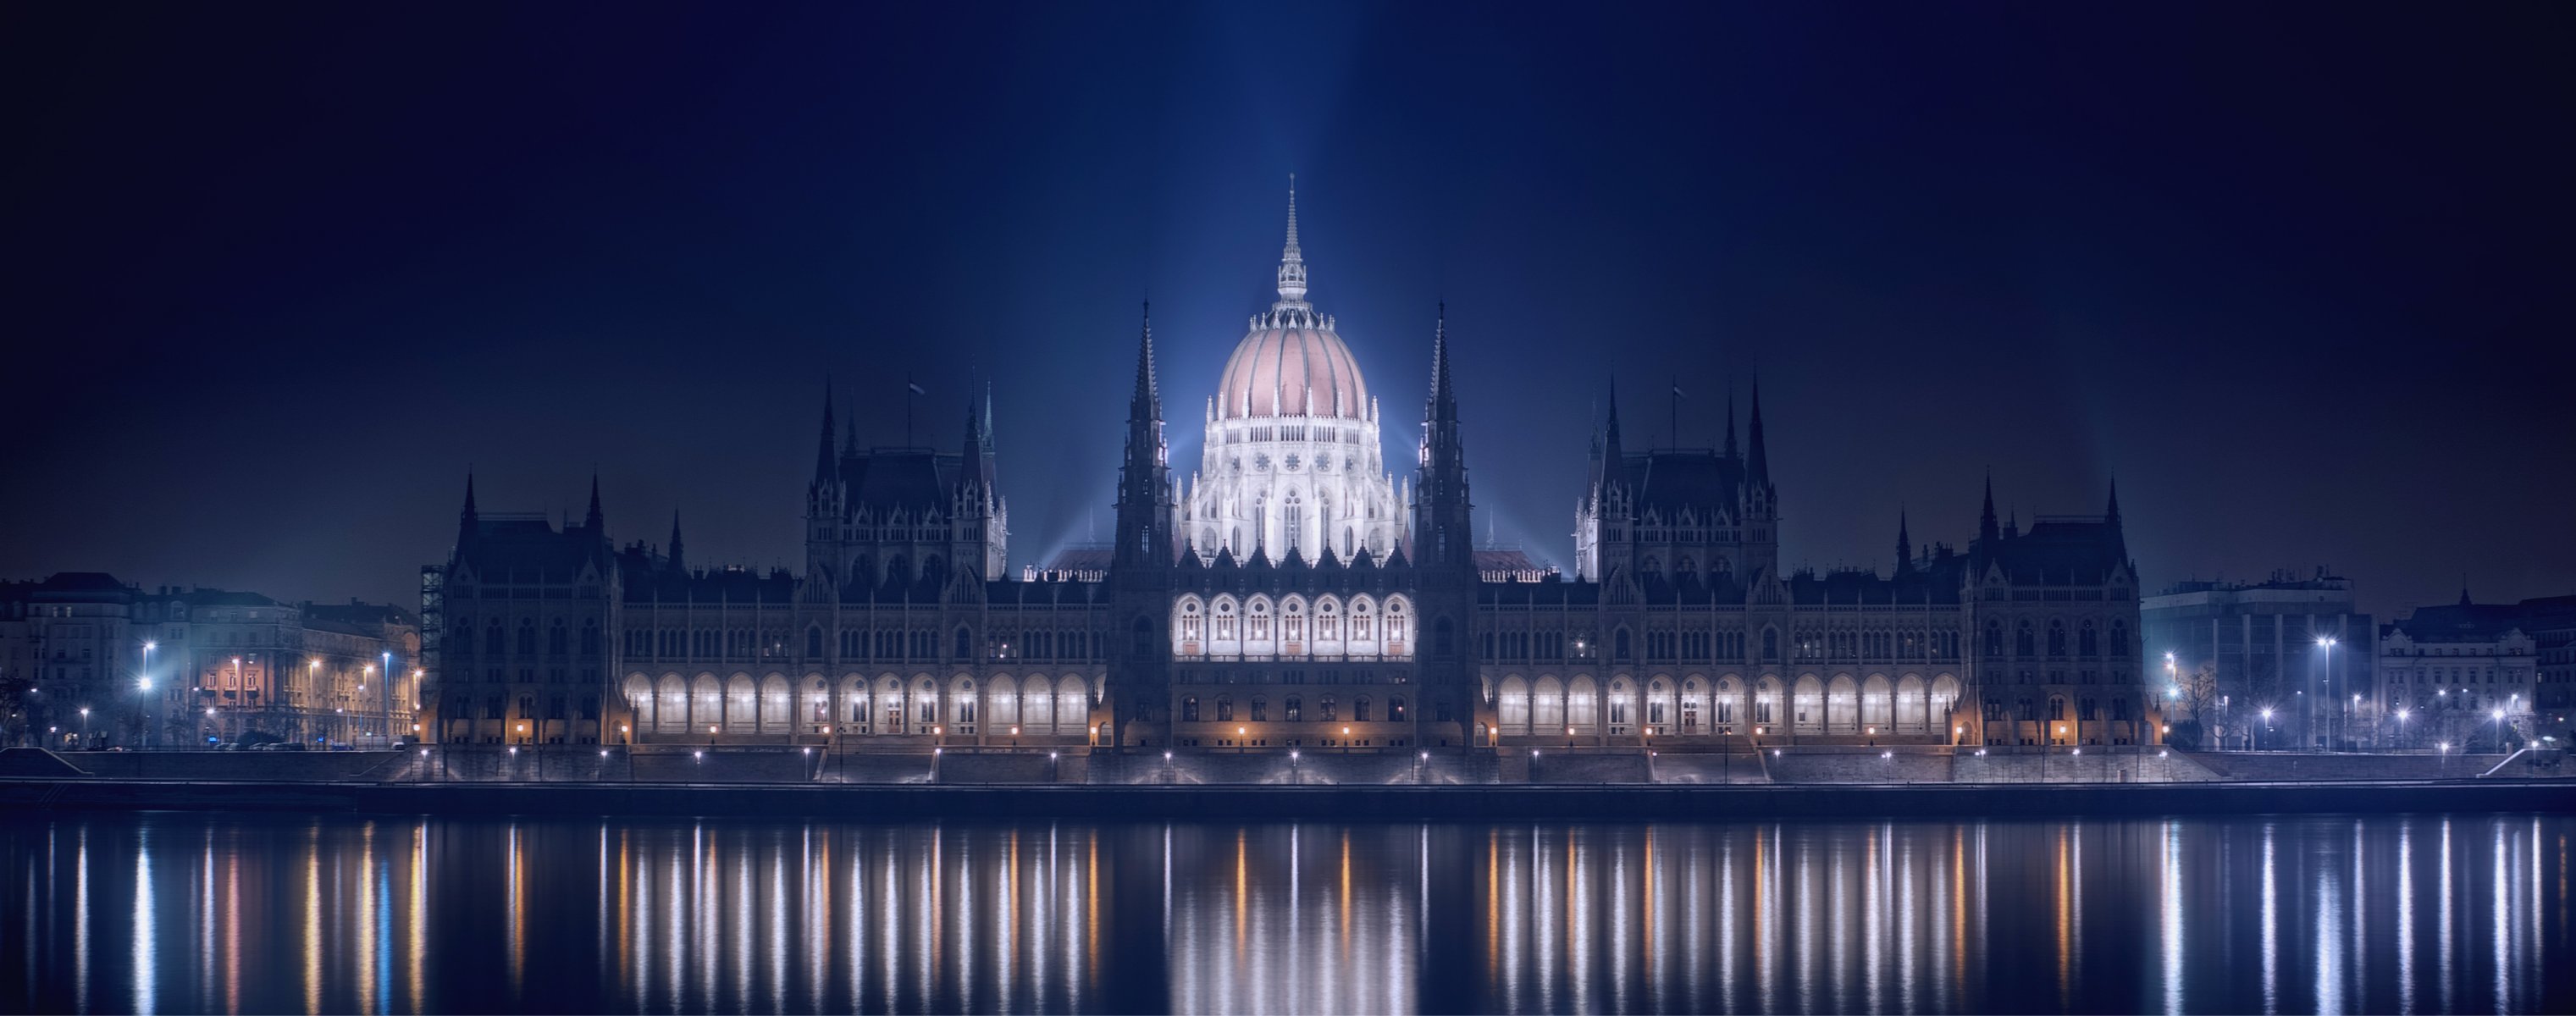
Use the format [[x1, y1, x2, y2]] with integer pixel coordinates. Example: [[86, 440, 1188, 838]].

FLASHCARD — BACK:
[[380, 650, 393, 748], [141, 640, 157, 749], [80, 706, 91, 749], [2313, 636, 2339, 751], [2395, 708, 2410, 750], [2258, 707, 2275, 751]]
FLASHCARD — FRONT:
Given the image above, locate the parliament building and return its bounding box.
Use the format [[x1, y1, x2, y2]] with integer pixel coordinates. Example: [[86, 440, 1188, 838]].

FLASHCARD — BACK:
[[422, 188, 2159, 761]]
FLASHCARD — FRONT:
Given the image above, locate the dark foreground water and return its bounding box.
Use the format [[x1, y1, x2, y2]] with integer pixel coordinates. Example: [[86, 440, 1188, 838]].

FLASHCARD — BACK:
[[3, 812, 2569, 1013]]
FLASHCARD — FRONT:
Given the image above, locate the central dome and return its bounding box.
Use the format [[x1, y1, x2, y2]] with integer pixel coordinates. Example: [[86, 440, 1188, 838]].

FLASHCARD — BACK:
[[1210, 177, 1369, 421], [1214, 312, 1368, 420]]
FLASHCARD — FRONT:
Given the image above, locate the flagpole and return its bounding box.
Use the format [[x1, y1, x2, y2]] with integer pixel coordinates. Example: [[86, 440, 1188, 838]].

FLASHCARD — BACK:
[[1670, 378, 1681, 449], [905, 373, 915, 447]]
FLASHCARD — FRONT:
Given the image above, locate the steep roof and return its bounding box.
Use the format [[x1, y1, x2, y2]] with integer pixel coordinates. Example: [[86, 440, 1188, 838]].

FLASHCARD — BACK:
[[837, 449, 961, 516], [1622, 449, 1745, 518], [2388, 603, 2534, 643], [455, 515, 614, 582], [1975, 517, 2129, 585]]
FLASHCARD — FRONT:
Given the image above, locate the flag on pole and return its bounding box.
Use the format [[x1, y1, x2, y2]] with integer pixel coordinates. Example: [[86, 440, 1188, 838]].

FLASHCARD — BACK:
[[907, 381, 926, 395]]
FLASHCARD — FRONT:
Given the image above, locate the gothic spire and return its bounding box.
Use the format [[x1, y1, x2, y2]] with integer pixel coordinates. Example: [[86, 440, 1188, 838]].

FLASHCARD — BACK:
[[1427, 301, 1457, 423], [1723, 389, 1739, 459], [814, 380, 837, 483], [2104, 477, 2125, 557], [1978, 471, 1999, 545], [1745, 378, 1769, 484], [456, 472, 478, 548], [1275, 175, 1309, 308], [1896, 508, 1912, 572], [668, 511, 685, 572], [584, 472, 603, 532], [1130, 300, 1161, 421]]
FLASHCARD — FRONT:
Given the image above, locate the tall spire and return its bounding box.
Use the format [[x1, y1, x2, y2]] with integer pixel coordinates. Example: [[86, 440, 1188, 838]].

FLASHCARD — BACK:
[[456, 472, 478, 548], [1130, 300, 1161, 420], [1415, 302, 1473, 572], [1978, 471, 1998, 545], [668, 511, 685, 572], [1745, 378, 1769, 484], [1114, 299, 1175, 571], [2104, 477, 2125, 557], [584, 472, 603, 532], [1896, 508, 1912, 572], [981, 382, 995, 453], [1275, 175, 1308, 308], [1723, 389, 1739, 459], [814, 380, 837, 483], [1427, 301, 1457, 423]]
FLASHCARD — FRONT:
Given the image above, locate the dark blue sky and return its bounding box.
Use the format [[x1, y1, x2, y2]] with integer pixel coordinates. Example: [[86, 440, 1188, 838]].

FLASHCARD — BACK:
[[5, 3, 2569, 616]]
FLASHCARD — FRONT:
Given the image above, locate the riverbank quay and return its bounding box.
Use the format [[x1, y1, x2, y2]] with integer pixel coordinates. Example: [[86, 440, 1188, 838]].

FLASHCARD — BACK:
[[7, 776, 2573, 822]]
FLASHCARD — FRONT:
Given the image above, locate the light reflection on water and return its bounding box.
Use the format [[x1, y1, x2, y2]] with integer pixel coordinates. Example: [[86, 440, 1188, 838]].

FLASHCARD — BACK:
[[3, 813, 2570, 1013]]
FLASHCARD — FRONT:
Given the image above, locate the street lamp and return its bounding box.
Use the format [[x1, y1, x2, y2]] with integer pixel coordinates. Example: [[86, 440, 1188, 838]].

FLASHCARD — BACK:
[[2258, 706, 2275, 751], [140, 639, 158, 749]]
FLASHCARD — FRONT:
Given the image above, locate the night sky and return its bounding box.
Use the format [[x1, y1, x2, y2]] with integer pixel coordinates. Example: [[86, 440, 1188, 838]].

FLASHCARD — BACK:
[[5, 3, 2569, 617]]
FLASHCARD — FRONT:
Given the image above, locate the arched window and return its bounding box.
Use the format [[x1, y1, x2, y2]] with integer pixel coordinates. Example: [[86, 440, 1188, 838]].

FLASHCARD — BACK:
[[581, 619, 600, 657], [1983, 621, 2004, 657], [1761, 627, 1779, 662], [548, 619, 568, 655], [2109, 621, 2132, 658], [1216, 696, 1233, 722], [2015, 622, 2036, 658], [1320, 695, 1337, 722], [1251, 697, 1268, 722], [517, 619, 537, 655], [1286, 696, 1302, 721], [1615, 627, 1633, 661], [806, 626, 824, 658], [1183, 697, 1200, 722], [954, 627, 973, 660], [1355, 696, 1373, 722], [2047, 621, 2067, 657], [1390, 695, 1407, 721], [2078, 621, 2098, 658]]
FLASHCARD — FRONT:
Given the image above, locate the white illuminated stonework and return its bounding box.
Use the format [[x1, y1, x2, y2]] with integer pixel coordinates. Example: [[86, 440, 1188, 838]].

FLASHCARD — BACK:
[[1182, 184, 1404, 563], [1171, 593, 1412, 660]]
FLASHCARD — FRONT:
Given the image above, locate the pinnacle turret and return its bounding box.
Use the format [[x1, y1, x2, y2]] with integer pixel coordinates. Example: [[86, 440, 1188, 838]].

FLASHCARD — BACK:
[[1746, 378, 1769, 485], [1274, 175, 1309, 308]]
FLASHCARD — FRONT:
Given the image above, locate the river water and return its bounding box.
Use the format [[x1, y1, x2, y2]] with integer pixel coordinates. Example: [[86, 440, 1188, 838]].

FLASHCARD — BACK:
[[3, 812, 2568, 1013]]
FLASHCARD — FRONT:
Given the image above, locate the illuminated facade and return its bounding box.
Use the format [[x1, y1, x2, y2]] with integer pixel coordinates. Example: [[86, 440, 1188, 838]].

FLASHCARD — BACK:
[[423, 185, 2159, 757]]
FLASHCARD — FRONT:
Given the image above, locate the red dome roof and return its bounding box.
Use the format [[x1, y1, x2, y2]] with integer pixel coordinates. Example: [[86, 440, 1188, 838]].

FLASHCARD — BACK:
[[1214, 315, 1368, 420]]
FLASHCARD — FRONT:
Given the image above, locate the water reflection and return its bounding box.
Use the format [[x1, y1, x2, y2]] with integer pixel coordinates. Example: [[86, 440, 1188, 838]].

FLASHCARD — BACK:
[[3, 813, 2571, 1013]]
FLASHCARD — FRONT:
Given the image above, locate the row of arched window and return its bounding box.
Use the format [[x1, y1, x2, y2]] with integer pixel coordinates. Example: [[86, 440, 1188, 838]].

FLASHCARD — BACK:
[[622, 671, 1093, 737], [1978, 618, 2133, 660], [1172, 594, 1412, 660], [453, 616, 602, 658]]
